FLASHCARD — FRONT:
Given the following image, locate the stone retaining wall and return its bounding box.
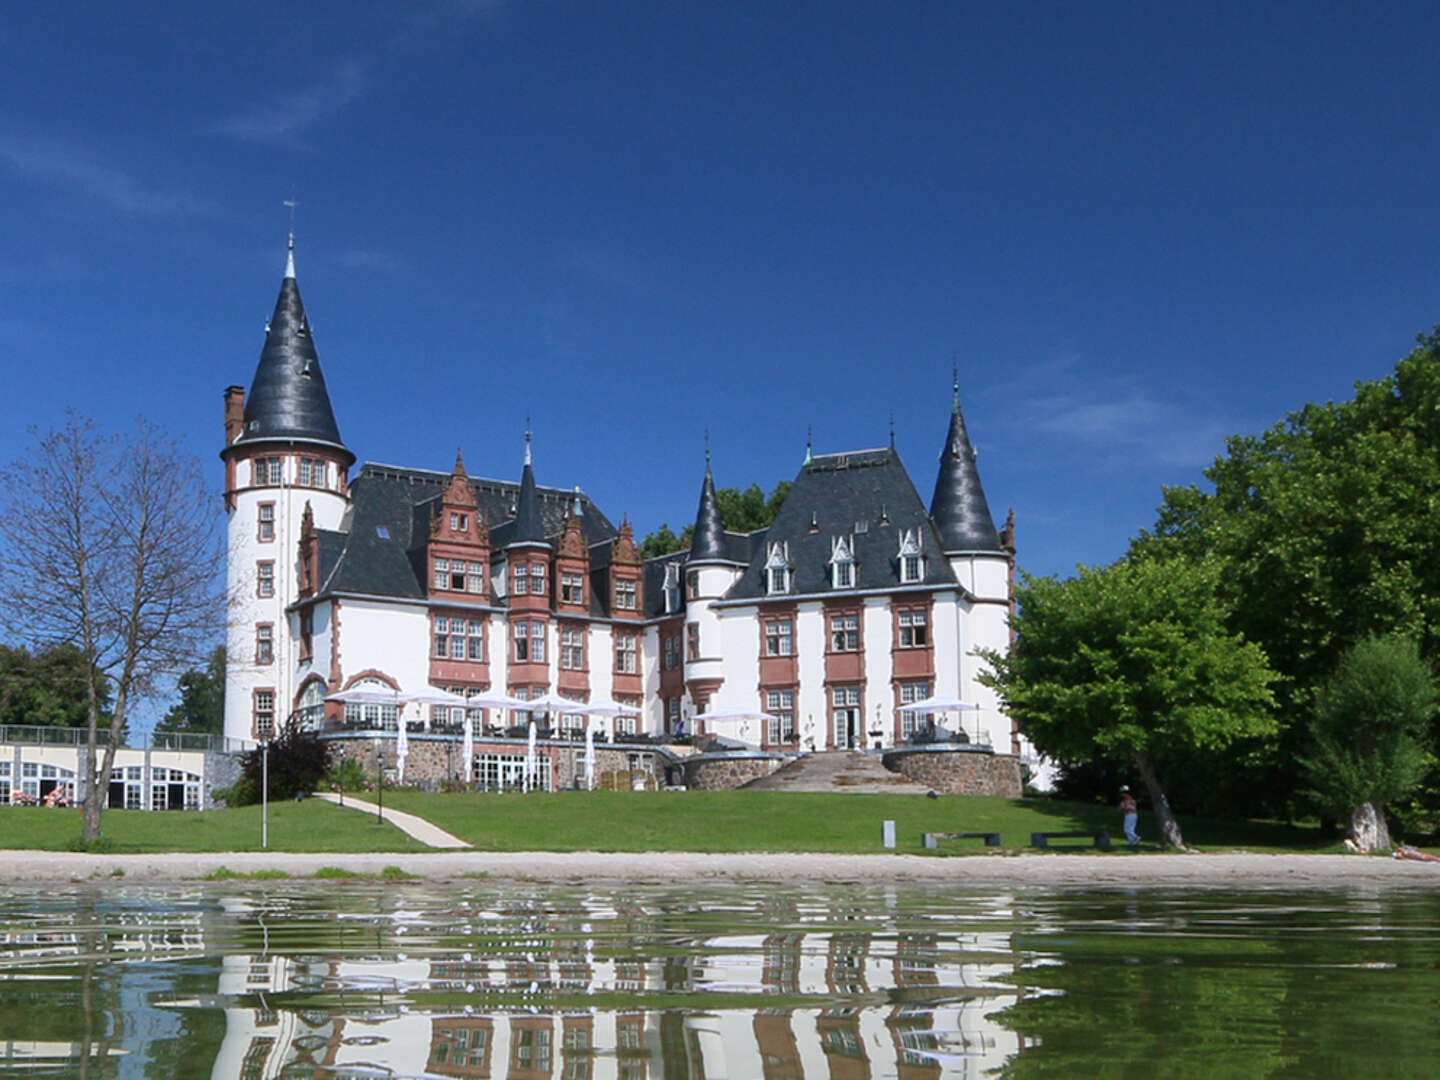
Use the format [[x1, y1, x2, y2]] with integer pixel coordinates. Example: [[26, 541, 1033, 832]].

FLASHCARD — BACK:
[[682, 754, 786, 791], [881, 746, 1022, 796]]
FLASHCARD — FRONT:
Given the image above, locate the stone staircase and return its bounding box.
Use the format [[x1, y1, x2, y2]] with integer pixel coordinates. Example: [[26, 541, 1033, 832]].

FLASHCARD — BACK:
[[740, 751, 934, 794]]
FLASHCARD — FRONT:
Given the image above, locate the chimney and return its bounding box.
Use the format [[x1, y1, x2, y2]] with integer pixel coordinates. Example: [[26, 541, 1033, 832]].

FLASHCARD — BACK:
[[224, 386, 245, 444]]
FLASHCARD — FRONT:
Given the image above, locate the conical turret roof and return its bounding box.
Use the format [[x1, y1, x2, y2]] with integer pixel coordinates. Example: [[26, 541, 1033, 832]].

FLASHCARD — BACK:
[[510, 431, 548, 546], [688, 456, 726, 562], [235, 239, 349, 455], [929, 389, 1002, 553]]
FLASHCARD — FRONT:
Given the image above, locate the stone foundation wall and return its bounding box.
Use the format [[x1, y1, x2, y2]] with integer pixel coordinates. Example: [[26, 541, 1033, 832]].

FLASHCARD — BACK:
[[322, 735, 664, 791], [682, 754, 786, 791], [881, 747, 1022, 796]]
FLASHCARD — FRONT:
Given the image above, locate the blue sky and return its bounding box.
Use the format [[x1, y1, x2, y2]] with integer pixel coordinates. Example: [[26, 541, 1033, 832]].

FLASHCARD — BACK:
[[3, 1, 1439, 589]]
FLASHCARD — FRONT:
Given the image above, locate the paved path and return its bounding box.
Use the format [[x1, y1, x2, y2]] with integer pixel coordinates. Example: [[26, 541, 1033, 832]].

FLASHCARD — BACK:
[[313, 791, 471, 848]]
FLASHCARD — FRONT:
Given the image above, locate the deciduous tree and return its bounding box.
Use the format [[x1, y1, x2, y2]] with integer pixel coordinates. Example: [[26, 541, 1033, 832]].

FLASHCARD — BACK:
[[980, 555, 1277, 849], [155, 645, 226, 736], [0, 414, 222, 842], [1300, 634, 1435, 851]]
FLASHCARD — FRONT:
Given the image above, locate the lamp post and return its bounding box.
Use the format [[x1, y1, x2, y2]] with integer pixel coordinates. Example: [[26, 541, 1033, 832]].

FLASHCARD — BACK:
[[260, 738, 269, 850]]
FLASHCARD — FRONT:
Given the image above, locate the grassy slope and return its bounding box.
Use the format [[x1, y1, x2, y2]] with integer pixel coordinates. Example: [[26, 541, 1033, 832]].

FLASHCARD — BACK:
[[0, 791, 1338, 854]]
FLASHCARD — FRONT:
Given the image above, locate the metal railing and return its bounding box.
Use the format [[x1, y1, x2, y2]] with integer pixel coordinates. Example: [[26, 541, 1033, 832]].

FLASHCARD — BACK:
[[0, 725, 248, 754]]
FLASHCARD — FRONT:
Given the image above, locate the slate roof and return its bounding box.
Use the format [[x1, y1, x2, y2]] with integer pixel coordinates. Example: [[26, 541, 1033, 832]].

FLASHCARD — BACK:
[[688, 466, 729, 562], [234, 243, 350, 456], [311, 463, 616, 603], [929, 398, 1002, 553], [721, 447, 957, 602]]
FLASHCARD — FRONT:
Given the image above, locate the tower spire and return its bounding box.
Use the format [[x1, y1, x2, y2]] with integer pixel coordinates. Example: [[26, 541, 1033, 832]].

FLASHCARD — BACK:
[[929, 374, 1001, 553], [689, 446, 725, 561], [511, 425, 546, 545]]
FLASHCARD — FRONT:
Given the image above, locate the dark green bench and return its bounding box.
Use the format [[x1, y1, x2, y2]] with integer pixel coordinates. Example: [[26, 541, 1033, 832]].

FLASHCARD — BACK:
[[1031, 830, 1111, 850], [923, 831, 1001, 849]]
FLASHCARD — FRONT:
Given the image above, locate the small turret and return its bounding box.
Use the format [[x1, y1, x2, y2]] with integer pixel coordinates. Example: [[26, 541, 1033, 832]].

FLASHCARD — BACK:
[[929, 374, 1001, 553], [689, 447, 725, 562], [510, 427, 547, 547]]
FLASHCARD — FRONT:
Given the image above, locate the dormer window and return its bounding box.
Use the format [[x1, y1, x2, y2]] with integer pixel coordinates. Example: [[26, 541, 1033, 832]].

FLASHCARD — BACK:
[[898, 529, 926, 584], [765, 542, 792, 596], [830, 535, 855, 590], [450, 512, 468, 532], [512, 563, 530, 595]]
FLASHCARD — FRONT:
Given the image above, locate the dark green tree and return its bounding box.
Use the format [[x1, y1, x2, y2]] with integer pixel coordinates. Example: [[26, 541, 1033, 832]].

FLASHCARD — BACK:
[[155, 645, 225, 736], [1300, 634, 1436, 851], [980, 555, 1278, 849], [0, 642, 111, 728], [1136, 328, 1440, 817]]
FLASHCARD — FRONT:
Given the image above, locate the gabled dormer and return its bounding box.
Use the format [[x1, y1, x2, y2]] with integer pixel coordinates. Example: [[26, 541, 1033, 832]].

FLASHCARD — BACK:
[[897, 528, 926, 584], [609, 518, 643, 619], [765, 540, 793, 595], [556, 490, 590, 614], [829, 534, 855, 590], [426, 450, 490, 599]]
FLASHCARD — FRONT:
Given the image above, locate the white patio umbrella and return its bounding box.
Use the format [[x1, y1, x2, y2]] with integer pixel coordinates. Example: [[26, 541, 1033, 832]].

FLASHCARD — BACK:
[[584, 698, 642, 717], [459, 690, 528, 734], [325, 685, 402, 705], [395, 712, 410, 784], [897, 694, 981, 740], [584, 721, 597, 791], [461, 712, 474, 784], [691, 704, 778, 747], [525, 718, 538, 792]]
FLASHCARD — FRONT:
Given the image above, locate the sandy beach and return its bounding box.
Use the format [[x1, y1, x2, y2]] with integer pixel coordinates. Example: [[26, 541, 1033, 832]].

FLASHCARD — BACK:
[[0, 849, 1437, 887]]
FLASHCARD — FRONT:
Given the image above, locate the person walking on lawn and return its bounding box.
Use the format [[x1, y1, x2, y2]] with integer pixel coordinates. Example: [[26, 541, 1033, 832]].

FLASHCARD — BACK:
[[1119, 786, 1140, 848]]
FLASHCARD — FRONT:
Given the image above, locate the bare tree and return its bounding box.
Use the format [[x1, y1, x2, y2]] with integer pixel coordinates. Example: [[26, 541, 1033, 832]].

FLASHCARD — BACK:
[[0, 414, 221, 842]]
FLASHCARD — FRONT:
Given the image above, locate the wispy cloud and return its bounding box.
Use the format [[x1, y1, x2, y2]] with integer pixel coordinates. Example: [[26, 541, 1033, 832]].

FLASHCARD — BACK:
[[989, 353, 1232, 470], [0, 135, 210, 216], [218, 59, 371, 143]]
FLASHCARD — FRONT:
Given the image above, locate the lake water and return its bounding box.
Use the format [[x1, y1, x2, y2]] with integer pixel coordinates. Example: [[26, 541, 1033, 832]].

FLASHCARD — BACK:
[[0, 881, 1436, 1078]]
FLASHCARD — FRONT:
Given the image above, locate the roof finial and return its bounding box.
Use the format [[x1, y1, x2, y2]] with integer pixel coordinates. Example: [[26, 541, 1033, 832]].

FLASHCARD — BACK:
[[524, 414, 532, 467], [889, 411, 895, 449], [952, 353, 960, 414], [283, 198, 298, 279], [805, 424, 813, 465], [704, 428, 711, 474]]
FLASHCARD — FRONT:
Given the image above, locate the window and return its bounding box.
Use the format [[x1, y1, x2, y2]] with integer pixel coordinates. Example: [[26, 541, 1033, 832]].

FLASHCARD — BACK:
[[451, 511, 468, 532], [765, 542, 791, 595], [769, 567, 789, 594], [899, 681, 932, 736], [615, 578, 637, 610], [834, 560, 853, 588], [255, 624, 273, 665], [449, 559, 466, 591], [667, 697, 681, 732], [561, 627, 585, 670], [561, 573, 584, 604], [687, 571, 699, 600], [766, 689, 796, 743], [434, 616, 452, 658], [467, 560, 485, 594], [898, 609, 929, 647], [531, 563, 546, 596], [663, 562, 681, 612], [902, 554, 923, 583], [662, 635, 680, 671], [299, 609, 313, 660], [257, 503, 275, 542], [615, 632, 637, 674], [254, 689, 275, 739], [253, 457, 281, 486], [296, 681, 325, 731], [298, 457, 315, 487], [831, 685, 861, 749], [830, 613, 859, 652], [765, 618, 793, 657], [467, 619, 484, 660], [831, 536, 855, 589], [433, 558, 450, 590], [256, 560, 274, 598], [515, 621, 545, 662], [686, 622, 700, 662], [512, 563, 529, 595]]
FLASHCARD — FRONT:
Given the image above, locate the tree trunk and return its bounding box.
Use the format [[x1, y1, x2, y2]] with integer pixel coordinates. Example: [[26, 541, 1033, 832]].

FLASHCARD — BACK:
[[1348, 801, 1390, 852], [1133, 748, 1189, 851]]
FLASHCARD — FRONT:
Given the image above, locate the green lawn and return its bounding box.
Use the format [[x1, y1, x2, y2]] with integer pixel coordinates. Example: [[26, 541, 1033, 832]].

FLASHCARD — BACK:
[[0, 790, 1342, 855], [0, 799, 427, 853], [375, 789, 1340, 855]]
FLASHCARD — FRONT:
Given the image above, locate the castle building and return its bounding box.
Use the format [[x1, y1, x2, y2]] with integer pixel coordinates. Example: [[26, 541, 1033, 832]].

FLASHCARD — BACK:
[[222, 242, 1030, 778]]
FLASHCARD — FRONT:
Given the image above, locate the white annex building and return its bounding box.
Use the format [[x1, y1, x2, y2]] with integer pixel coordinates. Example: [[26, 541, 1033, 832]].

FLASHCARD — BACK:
[[222, 240, 1034, 779]]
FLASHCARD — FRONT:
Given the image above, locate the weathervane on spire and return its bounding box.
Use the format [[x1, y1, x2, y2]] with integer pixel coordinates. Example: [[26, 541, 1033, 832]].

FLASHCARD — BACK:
[[283, 197, 298, 277], [805, 423, 813, 465], [704, 427, 711, 471], [889, 411, 895, 449], [524, 413, 532, 467], [952, 353, 960, 413]]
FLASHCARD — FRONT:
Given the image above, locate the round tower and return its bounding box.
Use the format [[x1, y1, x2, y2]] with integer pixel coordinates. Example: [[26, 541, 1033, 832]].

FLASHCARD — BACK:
[[220, 237, 354, 744]]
